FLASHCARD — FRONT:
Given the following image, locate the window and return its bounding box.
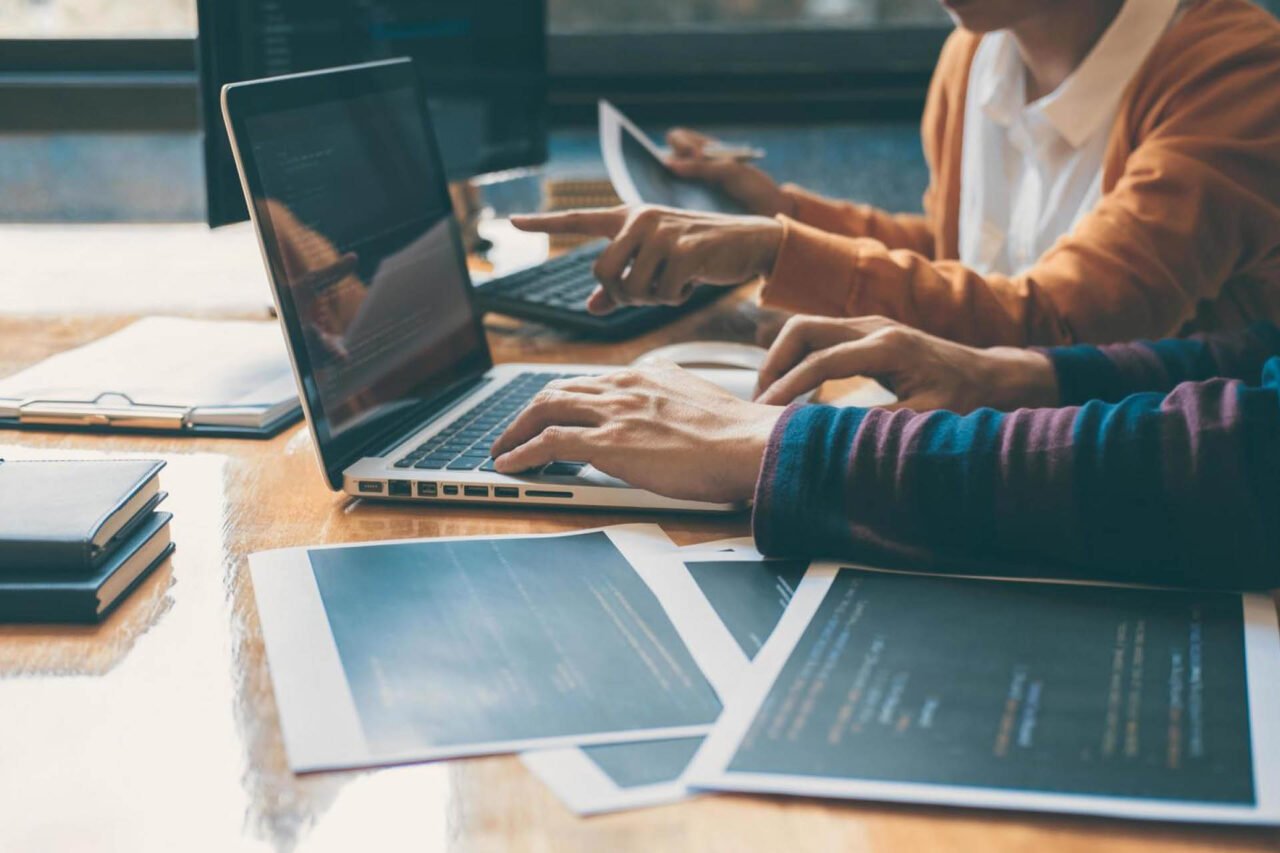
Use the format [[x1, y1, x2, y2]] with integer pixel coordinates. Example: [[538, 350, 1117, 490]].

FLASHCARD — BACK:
[[0, 0, 948, 223], [0, 0, 951, 38], [548, 0, 948, 31], [0, 0, 195, 37]]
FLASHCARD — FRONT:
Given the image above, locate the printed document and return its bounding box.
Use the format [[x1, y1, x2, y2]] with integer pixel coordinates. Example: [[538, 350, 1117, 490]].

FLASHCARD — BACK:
[[523, 547, 807, 814], [687, 564, 1280, 824], [250, 525, 738, 773]]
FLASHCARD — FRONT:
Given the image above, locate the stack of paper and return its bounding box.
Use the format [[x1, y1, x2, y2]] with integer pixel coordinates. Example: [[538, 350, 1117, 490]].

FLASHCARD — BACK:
[[250, 526, 1280, 825]]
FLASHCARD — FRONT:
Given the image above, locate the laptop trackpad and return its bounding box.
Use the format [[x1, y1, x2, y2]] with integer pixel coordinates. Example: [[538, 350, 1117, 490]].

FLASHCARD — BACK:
[[537, 461, 628, 489]]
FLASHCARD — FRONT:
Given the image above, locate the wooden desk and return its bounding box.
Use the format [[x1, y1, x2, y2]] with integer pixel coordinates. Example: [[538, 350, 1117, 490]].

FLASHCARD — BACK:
[[1, 249, 1276, 852]]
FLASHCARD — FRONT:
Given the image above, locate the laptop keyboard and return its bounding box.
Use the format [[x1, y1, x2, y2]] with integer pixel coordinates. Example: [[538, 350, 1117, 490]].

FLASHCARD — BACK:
[[392, 372, 582, 473]]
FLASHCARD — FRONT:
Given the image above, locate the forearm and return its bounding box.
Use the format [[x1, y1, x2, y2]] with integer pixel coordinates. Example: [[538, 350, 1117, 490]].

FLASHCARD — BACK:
[[753, 388, 1280, 589], [761, 219, 1074, 347], [1046, 323, 1280, 404], [781, 185, 935, 257]]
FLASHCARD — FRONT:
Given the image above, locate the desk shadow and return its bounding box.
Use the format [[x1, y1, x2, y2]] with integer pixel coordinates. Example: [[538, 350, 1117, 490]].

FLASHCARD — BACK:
[[0, 555, 177, 677]]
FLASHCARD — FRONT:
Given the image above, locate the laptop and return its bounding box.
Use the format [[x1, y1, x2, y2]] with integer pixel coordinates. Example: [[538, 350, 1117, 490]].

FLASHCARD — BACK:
[[221, 58, 736, 513]]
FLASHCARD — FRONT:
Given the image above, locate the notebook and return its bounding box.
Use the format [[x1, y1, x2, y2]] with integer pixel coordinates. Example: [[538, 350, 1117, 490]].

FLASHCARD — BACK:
[[0, 458, 166, 573], [0, 317, 301, 437], [0, 511, 174, 623]]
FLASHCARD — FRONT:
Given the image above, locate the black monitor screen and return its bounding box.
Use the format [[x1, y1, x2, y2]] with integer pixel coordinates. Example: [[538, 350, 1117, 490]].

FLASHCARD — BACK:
[[199, 0, 547, 226], [227, 61, 491, 486]]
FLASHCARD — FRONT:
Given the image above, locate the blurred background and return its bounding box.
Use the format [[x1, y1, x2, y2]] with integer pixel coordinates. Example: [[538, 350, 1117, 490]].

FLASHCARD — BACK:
[[0, 0, 948, 35], [2, 0, 1276, 224], [0, 0, 952, 223]]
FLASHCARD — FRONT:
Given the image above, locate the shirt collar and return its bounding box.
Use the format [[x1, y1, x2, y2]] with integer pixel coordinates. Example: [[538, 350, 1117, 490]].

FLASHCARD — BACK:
[[977, 0, 1179, 149]]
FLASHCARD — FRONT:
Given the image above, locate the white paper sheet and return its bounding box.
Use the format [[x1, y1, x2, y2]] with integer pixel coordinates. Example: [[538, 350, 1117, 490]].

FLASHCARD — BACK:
[[599, 100, 749, 216], [0, 317, 297, 427], [250, 525, 744, 773], [687, 562, 1280, 825], [676, 537, 763, 557], [523, 548, 808, 815]]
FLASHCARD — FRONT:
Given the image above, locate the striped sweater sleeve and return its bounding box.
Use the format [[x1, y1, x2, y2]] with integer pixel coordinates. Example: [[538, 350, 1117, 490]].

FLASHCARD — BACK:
[[1046, 323, 1280, 404], [752, 331, 1280, 590]]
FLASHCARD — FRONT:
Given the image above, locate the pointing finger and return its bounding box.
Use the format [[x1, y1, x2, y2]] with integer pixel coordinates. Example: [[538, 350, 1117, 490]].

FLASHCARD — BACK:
[[586, 285, 617, 315], [509, 206, 629, 238]]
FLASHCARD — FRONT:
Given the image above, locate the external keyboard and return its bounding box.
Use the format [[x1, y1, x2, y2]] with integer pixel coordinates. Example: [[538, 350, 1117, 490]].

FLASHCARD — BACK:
[[482, 244, 603, 312], [475, 241, 730, 340], [392, 372, 582, 473]]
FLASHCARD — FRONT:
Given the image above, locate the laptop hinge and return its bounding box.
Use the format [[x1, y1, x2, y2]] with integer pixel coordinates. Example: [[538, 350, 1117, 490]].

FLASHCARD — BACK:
[[366, 376, 493, 459]]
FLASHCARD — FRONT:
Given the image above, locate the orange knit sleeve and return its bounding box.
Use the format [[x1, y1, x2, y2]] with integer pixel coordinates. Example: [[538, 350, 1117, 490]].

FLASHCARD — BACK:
[[761, 18, 1280, 347], [779, 185, 935, 258]]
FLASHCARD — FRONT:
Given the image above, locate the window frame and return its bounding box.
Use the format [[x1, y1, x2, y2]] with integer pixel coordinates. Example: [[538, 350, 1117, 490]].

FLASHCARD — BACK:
[[0, 26, 950, 131]]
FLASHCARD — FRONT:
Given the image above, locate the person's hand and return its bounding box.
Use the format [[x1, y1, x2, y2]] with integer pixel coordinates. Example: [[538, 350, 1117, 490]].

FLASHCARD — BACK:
[[489, 363, 786, 504], [755, 316, 1061, 413], [510, 205, 783, 315], [663, 128, 791, 217]]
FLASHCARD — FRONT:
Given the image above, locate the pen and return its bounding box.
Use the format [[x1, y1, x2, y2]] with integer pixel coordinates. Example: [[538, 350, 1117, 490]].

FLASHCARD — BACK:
[[659, 144, 766, 163], [700, 144, 766, 162]]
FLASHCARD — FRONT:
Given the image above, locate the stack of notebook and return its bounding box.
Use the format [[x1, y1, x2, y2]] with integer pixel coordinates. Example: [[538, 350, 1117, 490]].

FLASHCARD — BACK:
[[0, 459, 175, 623]]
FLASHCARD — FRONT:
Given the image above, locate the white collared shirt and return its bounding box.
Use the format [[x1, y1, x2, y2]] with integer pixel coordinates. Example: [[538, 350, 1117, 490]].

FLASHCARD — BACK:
[[958, 0, 1180, 276]]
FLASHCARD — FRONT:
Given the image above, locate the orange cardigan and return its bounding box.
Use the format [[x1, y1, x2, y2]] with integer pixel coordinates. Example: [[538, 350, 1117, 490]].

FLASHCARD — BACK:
[[762, 0, 1280, 346]]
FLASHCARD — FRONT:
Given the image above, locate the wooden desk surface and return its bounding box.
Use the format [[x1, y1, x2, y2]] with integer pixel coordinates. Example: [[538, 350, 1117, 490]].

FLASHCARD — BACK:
[[1, 233, 1277, 852]]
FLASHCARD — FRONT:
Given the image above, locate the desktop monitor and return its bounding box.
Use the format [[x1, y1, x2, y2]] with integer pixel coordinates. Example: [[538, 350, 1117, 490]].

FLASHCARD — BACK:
[[197, 0, 548, 227]]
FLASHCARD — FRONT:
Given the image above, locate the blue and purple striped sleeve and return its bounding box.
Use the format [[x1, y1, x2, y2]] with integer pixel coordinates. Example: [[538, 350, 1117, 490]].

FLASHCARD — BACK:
[[751, 325, 1280, 589]]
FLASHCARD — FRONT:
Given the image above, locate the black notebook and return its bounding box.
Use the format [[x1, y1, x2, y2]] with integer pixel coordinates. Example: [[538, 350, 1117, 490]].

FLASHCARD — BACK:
[[0, 459, 165, 572], [0, 511, 174, 623]]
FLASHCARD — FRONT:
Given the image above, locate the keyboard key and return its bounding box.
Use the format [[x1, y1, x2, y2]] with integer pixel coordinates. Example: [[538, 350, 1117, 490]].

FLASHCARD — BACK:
[[400, 372, 585, 470]]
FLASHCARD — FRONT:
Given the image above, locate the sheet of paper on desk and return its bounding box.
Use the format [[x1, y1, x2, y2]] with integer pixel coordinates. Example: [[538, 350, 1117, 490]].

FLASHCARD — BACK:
[[523, 549, 808, 815], [0, 317, 298, 426], [687, 563, 1280, 825], [677, 537, 762, 557], [599, 100, 750, 216], [250, 525, 742, 773]]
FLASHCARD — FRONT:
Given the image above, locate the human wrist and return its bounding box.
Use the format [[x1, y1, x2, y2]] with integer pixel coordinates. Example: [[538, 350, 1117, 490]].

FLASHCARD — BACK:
[[752, 217, 785, 279], [726, 403, 786, 502], [768, 184, 797, 219], [984, 347, 1061, 410]]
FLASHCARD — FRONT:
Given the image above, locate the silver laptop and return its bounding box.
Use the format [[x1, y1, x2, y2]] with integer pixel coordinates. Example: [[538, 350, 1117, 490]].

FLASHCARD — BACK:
[[222, 58, 734, 513]]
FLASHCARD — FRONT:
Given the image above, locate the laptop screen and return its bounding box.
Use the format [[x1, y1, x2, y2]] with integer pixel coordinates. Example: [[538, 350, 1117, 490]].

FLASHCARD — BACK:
[[227, 60, 491, 486]]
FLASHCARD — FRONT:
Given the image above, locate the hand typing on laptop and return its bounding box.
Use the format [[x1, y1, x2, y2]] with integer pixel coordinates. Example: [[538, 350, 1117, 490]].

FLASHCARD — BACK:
[[490, 317, 1063, 504], [490, 361, 785, 504]]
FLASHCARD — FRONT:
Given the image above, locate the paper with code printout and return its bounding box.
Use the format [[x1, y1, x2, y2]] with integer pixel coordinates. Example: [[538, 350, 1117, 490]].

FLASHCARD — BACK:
[[523, 549, 808, 814], [687, 564, 1280, 824], [250, 525, 727, 772]]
